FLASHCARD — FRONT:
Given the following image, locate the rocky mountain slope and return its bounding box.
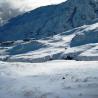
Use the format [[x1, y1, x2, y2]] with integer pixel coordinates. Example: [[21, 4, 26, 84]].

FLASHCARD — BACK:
[[0, 0, 98, 41], [0, 22, 98, 62]]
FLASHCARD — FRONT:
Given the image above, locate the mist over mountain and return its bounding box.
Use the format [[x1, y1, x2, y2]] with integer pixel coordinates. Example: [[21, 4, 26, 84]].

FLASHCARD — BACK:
[[0, 0, 66, 26], [0, 1, 23, 26]]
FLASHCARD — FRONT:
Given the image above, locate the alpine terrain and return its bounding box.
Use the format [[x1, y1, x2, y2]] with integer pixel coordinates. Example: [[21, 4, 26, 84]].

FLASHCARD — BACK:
[[0, 0, 98, 98]]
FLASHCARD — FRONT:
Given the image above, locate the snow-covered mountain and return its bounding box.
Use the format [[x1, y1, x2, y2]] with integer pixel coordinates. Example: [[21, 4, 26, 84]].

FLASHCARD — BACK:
[[0, 0, 98, 61], [0, 1, 98, 98], [0, 22, 98, 62], [0, 0, 98, 41]]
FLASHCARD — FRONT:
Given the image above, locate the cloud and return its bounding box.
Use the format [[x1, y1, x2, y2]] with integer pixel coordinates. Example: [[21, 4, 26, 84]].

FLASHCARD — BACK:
[[0, 0, 66, 25], [0, 1, 22, 25], [0, 0, 66, 11]]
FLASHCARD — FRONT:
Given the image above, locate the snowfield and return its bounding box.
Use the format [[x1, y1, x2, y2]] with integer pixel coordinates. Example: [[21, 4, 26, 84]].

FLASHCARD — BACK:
[[0, 60, 98, 98], [1, 0, 98, 41], [0, 23, 98, 62]]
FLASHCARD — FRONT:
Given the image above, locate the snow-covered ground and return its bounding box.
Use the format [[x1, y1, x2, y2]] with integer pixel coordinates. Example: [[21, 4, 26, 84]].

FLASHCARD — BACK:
[[0, 60, 98, 98], [0, 23, 98, 62]]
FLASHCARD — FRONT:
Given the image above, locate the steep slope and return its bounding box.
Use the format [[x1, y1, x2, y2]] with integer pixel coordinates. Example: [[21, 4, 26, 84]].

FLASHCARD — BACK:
[[0, 22, 98, 62], [0, 0, 98, 41], [70, 23, 98, 47]]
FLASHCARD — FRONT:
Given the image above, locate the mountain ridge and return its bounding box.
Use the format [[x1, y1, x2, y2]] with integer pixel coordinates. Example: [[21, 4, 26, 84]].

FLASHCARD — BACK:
[[0, 0, 98, 41]]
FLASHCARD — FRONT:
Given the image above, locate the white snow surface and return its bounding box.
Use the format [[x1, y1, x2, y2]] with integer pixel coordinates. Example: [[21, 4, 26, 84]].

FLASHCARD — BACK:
[[0, 60, 98, 98]]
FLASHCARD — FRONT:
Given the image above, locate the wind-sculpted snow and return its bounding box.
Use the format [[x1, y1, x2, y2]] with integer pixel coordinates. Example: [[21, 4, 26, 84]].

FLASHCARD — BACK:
[[0, 0, 98, 41], [0, 22, 98, 62]]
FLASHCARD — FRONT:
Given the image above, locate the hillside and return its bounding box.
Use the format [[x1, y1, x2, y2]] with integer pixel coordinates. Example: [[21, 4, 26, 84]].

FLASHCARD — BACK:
[[0, 22, 98, 62], [0, 0, 98, 41]]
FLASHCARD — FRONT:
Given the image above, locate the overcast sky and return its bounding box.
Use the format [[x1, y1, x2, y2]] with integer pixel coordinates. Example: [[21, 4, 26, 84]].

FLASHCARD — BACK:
[[0, 0, 66, 11]]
